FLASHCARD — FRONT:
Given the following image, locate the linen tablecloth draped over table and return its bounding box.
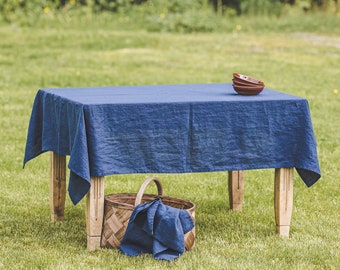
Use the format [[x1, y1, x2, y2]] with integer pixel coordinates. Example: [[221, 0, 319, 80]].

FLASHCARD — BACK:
[[23, 83, 321, 205]]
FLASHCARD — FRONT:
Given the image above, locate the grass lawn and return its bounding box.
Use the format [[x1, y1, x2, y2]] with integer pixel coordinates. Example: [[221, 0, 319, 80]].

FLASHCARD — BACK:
[[0, 10, 339, 270]]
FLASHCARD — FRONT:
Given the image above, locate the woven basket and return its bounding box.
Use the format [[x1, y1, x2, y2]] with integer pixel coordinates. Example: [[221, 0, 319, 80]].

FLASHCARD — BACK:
[[101, 176, 195, 251]]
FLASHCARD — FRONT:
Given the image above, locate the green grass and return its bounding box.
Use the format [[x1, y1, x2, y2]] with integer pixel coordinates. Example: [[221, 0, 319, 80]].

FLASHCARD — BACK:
[[1, 10, 340, 270]]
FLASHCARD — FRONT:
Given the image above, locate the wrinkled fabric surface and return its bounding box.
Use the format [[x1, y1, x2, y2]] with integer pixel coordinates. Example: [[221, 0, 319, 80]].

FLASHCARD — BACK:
[[23, 83, 321, 204], [120, 198, 194, 261]]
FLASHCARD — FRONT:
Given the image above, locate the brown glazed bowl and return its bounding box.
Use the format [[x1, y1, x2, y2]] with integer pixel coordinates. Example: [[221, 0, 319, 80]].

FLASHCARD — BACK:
[[233, 73, 264, 86], [232, 79, 262, 87], [232, 84, 264, 96]]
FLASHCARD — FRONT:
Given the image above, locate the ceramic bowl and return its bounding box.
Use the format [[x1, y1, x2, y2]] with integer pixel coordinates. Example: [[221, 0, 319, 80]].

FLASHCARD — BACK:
[[233, 73, 264, 86], [232, 79, 262, 87], [232, 84, 264, 96]]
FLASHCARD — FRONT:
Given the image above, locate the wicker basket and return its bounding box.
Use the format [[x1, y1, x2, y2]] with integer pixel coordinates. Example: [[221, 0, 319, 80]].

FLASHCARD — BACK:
[[101, 176, 195, 251]]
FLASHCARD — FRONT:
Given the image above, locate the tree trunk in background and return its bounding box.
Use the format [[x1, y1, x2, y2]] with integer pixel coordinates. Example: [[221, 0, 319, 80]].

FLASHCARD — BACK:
[[217, 0, 222, 15]]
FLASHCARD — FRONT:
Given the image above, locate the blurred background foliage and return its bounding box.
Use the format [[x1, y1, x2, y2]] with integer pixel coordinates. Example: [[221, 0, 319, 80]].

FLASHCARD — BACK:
[[0, 0, 339, 31]]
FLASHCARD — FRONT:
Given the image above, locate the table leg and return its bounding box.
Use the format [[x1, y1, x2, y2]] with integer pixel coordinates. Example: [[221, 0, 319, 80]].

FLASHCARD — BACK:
[[85, 176, 104, 250], [50, 152, 66, 221], [274, 168, 294, 237], [228, 171, 244, 211]]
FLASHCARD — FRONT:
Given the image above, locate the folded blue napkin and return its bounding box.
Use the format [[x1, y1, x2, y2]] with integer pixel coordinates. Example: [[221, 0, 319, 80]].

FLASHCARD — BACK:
[[120, 198, 194, 261]]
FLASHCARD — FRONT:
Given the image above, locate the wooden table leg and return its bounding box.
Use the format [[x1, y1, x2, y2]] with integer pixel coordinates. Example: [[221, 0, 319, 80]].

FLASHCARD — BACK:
[[228, 171, 244, 211], [50, 152, 66, 221], [274, 168, 294, 237], [85, 176, 104, 250]]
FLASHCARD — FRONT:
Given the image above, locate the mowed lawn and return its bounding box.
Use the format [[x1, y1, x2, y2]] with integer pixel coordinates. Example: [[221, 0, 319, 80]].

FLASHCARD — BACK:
[[0, 12, 339, 269]]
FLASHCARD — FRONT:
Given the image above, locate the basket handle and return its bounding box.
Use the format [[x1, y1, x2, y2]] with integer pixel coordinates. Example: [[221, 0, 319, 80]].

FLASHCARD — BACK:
[[135, 176, 163, 207]]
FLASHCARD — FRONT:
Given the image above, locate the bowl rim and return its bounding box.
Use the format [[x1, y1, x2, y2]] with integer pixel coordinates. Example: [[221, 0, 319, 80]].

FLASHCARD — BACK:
[[233, 73, 264, 85], [232, 84, 264, 90], [232, 79, 264, 87]]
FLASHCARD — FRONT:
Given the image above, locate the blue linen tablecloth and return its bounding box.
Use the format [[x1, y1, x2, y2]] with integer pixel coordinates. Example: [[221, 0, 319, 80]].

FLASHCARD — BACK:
[[23, 83, 321, 204]]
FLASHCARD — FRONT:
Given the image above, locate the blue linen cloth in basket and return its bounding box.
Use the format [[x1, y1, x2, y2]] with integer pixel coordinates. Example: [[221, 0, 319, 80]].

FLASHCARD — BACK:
[[120, 198, 194, 261]]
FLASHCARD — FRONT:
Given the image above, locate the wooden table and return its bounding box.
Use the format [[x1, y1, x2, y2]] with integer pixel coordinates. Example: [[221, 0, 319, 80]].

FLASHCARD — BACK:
[[50, 154, 293, 250], [24, 84, 320, 250]]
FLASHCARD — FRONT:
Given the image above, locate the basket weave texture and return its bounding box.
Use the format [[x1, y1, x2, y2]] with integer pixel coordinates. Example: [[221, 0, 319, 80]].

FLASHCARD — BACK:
[[101, 176, 195, 250]]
